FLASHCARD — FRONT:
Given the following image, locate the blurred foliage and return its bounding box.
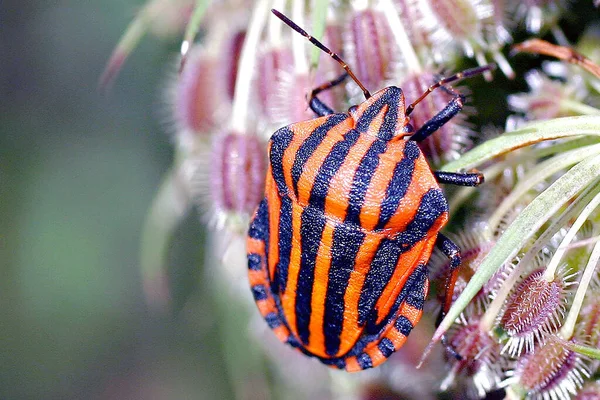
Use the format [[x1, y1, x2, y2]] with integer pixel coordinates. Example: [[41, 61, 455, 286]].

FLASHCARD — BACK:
[[1, 0, 232, 398]]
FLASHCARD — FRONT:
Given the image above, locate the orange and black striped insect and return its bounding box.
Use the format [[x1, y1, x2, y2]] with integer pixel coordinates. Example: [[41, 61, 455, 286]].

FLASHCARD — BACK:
[[247, 9, 492, 372]]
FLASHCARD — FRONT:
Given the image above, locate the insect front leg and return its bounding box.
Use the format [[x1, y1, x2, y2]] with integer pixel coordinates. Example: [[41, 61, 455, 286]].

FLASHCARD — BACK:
[[409, 93, 465, 142], [309, 72, 348, 116], [434, 171, 484, 186]]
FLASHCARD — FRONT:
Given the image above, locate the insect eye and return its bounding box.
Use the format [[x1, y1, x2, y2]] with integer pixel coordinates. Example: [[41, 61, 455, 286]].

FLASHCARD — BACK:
[[348, 105, 358, 114], [403, 123, 414, 133]]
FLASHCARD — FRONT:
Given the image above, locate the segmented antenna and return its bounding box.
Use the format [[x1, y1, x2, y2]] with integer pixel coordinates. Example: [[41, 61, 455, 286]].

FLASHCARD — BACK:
[[271, 9, 372, 99], [406, 64, 496, 116]]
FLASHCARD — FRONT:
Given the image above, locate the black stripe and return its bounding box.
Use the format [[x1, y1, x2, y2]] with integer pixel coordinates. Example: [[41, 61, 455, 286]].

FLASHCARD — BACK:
[[323, 223, 366, 356], [270, 127, 294, 196], [251, 285, 268, 301], [320, 357, 346, 369], [357, 353, 373, 369], [355, 87, 402, 140], [274, 196, 293, 295], [309, 129, 361, 210], [295, 205, 327, 344], [365, 265, 427, 335], [344, 139, 388, 225], [247, 253, 262, 271], [291, 114, 349, 198], [378, 338, 395, 357], [248, 198, 268, 240], [357, 189, 447, 326], [375, 141, 420, 230], [405, 266, 427, 310], [395, 315, 413, 336], [265, 312, 282, 328]]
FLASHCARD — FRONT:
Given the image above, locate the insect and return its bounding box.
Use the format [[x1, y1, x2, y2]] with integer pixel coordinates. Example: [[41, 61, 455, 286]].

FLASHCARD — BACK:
[[247, 9, 492, 372]]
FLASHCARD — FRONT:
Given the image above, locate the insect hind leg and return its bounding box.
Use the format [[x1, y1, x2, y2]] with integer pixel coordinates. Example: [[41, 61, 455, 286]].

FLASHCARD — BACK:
[[435, 233, 464, 360], [247, 199, 293, 345]]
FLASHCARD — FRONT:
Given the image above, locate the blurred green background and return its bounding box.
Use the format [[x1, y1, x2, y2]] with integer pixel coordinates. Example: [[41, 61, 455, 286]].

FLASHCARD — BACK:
[[1, 1, 233, 398]]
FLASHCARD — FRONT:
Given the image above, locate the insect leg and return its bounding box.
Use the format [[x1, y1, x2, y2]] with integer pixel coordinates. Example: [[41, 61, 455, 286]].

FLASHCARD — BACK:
[[409, 94, 464, 142], [435, 232, 464, 360], [309, 72, 348, 116], [434, 171, 484, 186]]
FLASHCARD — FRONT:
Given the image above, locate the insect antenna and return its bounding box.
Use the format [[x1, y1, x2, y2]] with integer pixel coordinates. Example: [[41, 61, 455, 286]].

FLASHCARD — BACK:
[[405, 64, 496, 116], [271, 9, 372, 99]]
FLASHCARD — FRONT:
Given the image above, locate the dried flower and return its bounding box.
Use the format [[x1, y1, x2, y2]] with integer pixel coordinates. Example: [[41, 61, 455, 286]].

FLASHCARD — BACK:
[[499, 266, 574, 356], [512, 334, 589, 399]]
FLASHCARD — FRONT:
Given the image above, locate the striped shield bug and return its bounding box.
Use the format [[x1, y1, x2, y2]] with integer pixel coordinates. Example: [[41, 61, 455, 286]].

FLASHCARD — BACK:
[[247, 9, 493, 372]]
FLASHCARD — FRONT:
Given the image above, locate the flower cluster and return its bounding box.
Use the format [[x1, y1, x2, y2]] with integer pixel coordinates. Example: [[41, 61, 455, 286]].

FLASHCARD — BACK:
[[106, 0, 600, 398]]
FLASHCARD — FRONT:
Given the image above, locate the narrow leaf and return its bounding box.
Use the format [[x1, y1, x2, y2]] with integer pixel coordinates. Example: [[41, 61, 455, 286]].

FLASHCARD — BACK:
[[432, 153, 600, 343], [309, 0, 328, 69], [442, 116, 600, 171]]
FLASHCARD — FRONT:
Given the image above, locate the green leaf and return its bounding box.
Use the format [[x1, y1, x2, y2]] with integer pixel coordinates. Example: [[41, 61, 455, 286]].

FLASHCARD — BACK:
[[310, 0, 328, 70], [182, 0, 212, 58], [140, 167, 192, 311], [432, 152, 600, 341], [569, 342, 600, 361], [442, 116, 600, 172]]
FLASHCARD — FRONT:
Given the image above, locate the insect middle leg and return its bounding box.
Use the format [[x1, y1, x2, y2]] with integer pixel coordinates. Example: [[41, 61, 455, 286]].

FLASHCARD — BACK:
[[309, 72, 348, 116], [408, 64, 495, 142], [409, 93, 465, 143], [434, 171, 484, 186]]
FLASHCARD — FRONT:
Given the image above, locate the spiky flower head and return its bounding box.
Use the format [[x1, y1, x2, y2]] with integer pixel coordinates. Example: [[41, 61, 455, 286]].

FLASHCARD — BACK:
[[508, 70, 589, 121], [345, 7, 397, 97], [192, 131, 266, 233], [444, 318, 503, 398], [174, 45, 225, 138], [499, 265, 575, 356], [512, 334, 589, 399]]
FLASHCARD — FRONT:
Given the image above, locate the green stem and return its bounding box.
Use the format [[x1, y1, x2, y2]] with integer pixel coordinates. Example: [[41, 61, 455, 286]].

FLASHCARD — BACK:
[[560, 237, 600, 340]]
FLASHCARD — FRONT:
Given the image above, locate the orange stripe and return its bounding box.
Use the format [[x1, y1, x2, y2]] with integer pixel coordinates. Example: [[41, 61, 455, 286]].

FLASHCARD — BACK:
[[365, 347, 387, 368], [385, 326, 408, 347], [398, 302, 423, 327], [337, 232, 384, 356], [365, 105, 387, 136], [295, 119, 353, 206], [344, 356, 361, 372], [247, 237, 265, 255], [256, 298, 277, 317], [384, 150, 440, 232], [282, 118, 328, 201], [323, 134, 376, 221], [374, 238, 432, 325], [306, 221, 335, 357], [265, 174, 282, 284], [272, 325, 290, 343], [359, 139, 406, 231], [248, 269, 266, 286], [281, 201, 303, 339]]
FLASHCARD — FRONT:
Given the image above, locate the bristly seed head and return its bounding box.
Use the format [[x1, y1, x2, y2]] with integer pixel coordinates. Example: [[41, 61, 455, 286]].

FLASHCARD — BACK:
[[508, 70, 588, 121], [345, 8, 397, 97], [576, 381, 600, 399], [257, 47, 294, 122], [192, 131, 266, 232], [514, 335, 589, 399], [175, 45, 223, 136], [445, 319, 503, 397], [221, 30, 247, 101], [499, 266, 574, 356]]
